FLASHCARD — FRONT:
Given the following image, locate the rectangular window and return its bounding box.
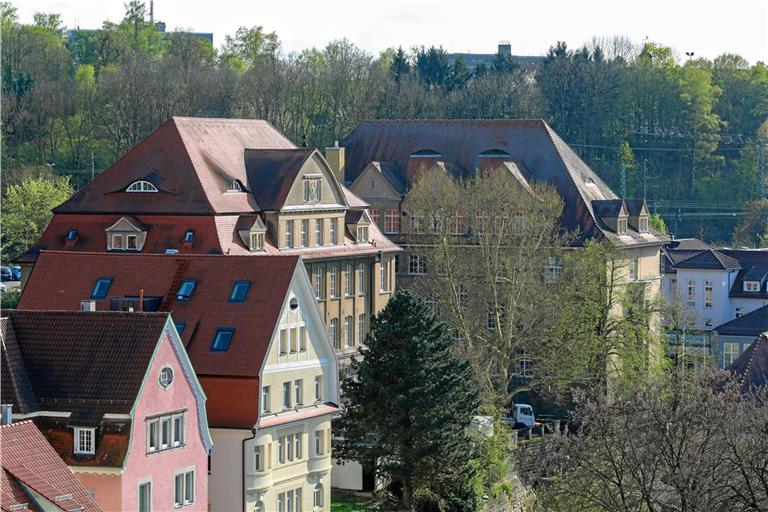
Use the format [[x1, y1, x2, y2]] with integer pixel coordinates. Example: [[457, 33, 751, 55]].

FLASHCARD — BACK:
[[285, 220, 294, 248], [278, 492, 285, 512], [313, 266, 324, 300], [314, 430, 324, 456], [148, 420, 159, 452], [670, 278, 677, 298], [74, 427, 95, 455], [278, 437, 286, 464], [358, 314, 366, 345], [315, 219, 324, 246], [371, 208, 380, 226], [358, 263, 366, 295], [344, 263, 352, 296], [704, 280, 713, 309], [261, 386, 270, 414], [161, 417, 171, 449], [330, 219, 338, 245], [723, 342, 740, 367], [315, 375, 322, 402], [356, 226, 369, 243], [313, 485, 323, 508], [629, 258, 638, 281], [450, 211, 465, 235], [512, 212, 525, 236], [184, 230, 194, 243], [380, 257, 390, 292], [211, 328, 234, 352], [173, 415, 184, 446], [66, 228, 78, 241], [279, 329, 288, 355], [617, 218, 628, 234], [251, 231, 265, 251], [91, 277, 112, 299], [290, 327, 298, 353], [254, 445, 264, 472], [176, 279, 197, 301], [639, 217, 649, 233], [344, 315, 353, 348], [283, 382, 291, 409], [303, 178, 321, 202], [299, 326, 307, 352], [139, 482, 151, 512], [329, 318, 339, 349], [408, 254, 426, 275], [329, 265, 339, 298], [294, 379, 303, 406], [301, 219, 309, 247], [174, 474, 183, 508], [287, 433, 294, 461], [385, 209, 400, 234], [411, 213, 424, 234], [111, 233, 124, 250], [736, 307, 744, 318], [127, 234, 138, 250], [184, 471, 194, 505], [229, 280, 251, 303], [287, 490, 294, 512], [543, 257, 562, 284], [295, 488, 302, 512], [687, 280, 696, 307], [744, 281, 760, 292], [294, 433, 302, 460]]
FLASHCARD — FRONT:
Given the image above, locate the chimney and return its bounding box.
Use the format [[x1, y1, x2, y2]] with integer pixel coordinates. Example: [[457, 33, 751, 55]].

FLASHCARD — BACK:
[[324, 143, 346, 185], [139, 289, 144, 312], [80, 300, 96, 311], [498, 41, 512, 56], [1, 404, 12, 425]]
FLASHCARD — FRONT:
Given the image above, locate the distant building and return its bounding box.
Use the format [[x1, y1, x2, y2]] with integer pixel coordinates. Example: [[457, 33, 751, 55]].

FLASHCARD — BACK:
[[447, 42, 545, 70], [728, 333, 768, 392], [0, 419, 103, 512], [17, 253, 340, 512], [712, 305, 768, 368], [66, 21, 213, 46], [1, 310, 212, 511]]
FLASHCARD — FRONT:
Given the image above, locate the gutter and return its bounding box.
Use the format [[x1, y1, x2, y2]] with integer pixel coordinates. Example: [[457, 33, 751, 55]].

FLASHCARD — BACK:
[[242, 427, 257, 512]]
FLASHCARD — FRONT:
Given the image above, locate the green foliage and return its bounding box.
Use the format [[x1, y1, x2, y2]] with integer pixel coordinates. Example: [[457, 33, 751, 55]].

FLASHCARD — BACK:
[[649, 213, 668, 235], [335, 290, 481, 511], [1, 175, 74, 258], [415, 46, 450, 90], [1, 289, 21, 310], [733, 199, 768, 247]]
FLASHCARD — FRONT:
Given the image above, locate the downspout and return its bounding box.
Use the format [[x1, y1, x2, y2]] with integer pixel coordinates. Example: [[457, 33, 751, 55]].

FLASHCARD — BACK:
[[242, 427, 257, 512]]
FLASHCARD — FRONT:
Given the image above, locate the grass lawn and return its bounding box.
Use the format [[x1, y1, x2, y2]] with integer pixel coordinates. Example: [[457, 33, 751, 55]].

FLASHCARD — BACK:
[[331, 491, 375, 511]]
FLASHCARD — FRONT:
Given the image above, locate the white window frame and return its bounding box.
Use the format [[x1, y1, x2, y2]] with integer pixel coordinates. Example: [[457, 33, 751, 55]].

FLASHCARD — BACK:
[[283, 382, 292, 409], [315, 375, 323, 402], [314, 430, 324, 456], [543, 257, 562, 284], [173, 469, 195, 508], [358, 314, 366, 345], [723, 342, 740, 367], [250, 231, 265, 252], [111, 233, 124, 250], [744, 281, 760, 292], [313, 484, 324, 508], [313, 266, 324, 300], [380, 257, 390, 292], [408, 254, 426, 276], [357, 263, 366, 295], [254, 444, 265, 472], [330, 219, 338, 245], [138, 479, 152, 512], [285, 220, 294, 248], [629, 258, 638, 281], [74, 427, 95, 455], [315, 219, 324, 246], [261, 386, 271, 414], [639, 216, 649, 233], [294, 379, 303, 406], [329, 318, 339, 349], [344, 315, 354, 348], [301, 219, 309, 247], [617, 218, 628, 234], [127, 180, 158, 193], [126, 234, 139, 250], [356, 226, 369, 243], [303, 178, 322, 202], [329, 265, 339, 298], [735, 307, 744, 318], [704, 280, 713, 309], [687, 280, 696, 307]]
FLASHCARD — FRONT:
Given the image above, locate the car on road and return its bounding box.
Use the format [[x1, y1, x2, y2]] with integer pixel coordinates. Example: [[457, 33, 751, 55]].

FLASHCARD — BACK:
[[10, 265, 21, 281], [0, 267, 12, 282]]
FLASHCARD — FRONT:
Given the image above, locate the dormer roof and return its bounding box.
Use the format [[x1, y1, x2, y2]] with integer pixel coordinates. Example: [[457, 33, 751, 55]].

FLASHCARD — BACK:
[[592, 199, 628, 218], [674, 249, 742, 270]]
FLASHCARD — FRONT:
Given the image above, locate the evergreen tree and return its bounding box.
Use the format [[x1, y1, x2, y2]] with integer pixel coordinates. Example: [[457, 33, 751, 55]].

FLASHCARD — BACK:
[[448, 55, 471, 91], [335, 290, 481, 511], [390, 46, 410, 84]]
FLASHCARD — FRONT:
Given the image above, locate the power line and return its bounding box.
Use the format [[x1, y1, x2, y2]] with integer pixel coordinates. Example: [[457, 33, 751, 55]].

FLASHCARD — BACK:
[[567, 142, 746, 152]]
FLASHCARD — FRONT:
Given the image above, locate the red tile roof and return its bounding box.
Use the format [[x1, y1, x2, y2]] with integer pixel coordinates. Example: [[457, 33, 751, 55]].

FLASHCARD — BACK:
[[1, 311, 170, 423], [19, 252, 298, 379], [1, 420, 102, 512]]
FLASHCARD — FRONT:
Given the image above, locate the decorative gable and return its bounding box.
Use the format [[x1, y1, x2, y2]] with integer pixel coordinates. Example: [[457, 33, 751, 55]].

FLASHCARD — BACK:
[[349, 162, 404, 201], [346, 210, 372, 244], [592, 200, 629, 235], [236, 215, 268, 252], [624, 199, 650, 233], [105, 216, 148, 251], [282, 152, 348, 210]]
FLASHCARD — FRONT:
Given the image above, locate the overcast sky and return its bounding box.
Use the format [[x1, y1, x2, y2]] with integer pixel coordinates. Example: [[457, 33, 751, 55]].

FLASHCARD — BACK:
[[12, 0, 768, 64]]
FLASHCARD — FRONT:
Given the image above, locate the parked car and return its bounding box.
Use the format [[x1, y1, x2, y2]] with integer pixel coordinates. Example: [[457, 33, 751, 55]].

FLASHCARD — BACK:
[[0, 282, 7, 294], [10, 265, 21, 281], [0, 267, 12, 282]]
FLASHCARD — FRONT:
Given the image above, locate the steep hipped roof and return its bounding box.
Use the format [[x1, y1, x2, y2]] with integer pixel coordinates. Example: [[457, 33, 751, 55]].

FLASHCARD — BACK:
[[674, 249, 742, 270], [54, 117, 295, 215], [1, 421, 102, 512], [729, 333, 768, 392], [341, 119, 664, 247], [714, 304, 768, 337], [1, 311, 170, 422], [720, 249, 768, 298], [244, 148, 316, 210]]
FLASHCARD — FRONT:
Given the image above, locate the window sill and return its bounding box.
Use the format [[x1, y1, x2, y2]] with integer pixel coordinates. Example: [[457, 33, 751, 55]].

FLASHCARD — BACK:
[[146, 443, 186, 456]]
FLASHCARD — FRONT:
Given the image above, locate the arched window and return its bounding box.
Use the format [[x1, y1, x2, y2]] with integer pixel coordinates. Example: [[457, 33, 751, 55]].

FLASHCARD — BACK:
[[126, 180, 158, 192], [410, 149, 442, 158], [229, 180, 243, 192], [313, 484, 324, 508], [478, 148, 511, 158]]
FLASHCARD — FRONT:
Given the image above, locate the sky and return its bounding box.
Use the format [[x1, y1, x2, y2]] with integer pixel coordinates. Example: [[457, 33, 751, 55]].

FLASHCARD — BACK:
[[12, 0, 768, 64]]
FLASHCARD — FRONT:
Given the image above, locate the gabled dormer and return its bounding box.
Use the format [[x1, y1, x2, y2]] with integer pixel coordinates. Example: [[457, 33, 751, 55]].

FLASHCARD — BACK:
[[624, 199, 650, 233], [105, 216, 147, 251], [236, 215, 268, 252], [346, 210, 372, 244], [742, 266, 766, 293], [592, 200, 629, 235]]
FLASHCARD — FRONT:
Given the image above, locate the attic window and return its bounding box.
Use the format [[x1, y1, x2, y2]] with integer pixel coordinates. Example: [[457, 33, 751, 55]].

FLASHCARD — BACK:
[[250, 232, 265, 252], [126, 180, 158, 193], [177, 279, 197, 301], [74, 427, 95, 455], [617, 218, 628, 234], [184, 231, 194, 243], [303, 177, 322, 202], [478, 149, 511, 158], [229, 180, 243, 192], [229, 280, 251, 303], [211, 327, 234, 351], [66, 229, 78, 241], [356, 226, 369, 243], [91, 278, 112, 299], [744, 281, 760, 292], [410, 149, 442, 158], [638, 216, 649, 233]]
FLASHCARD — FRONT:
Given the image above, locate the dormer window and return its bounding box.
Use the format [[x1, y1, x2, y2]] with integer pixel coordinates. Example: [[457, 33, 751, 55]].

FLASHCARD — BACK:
[[74, 427, 95, 455], [617, 218, 628, 234], [229, 180, 243, 192], [106, 217, 147, 251], [744, 281, 760, 292], [250, 232, 265, 251], [126, 180, 158, 192], [303, 176, 322, 202], [639, 216, 649, 233], [356, 226, 369, 243]]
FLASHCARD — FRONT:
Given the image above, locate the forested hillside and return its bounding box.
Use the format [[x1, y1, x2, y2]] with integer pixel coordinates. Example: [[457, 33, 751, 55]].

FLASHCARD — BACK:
[[3, 1, 767, 240]]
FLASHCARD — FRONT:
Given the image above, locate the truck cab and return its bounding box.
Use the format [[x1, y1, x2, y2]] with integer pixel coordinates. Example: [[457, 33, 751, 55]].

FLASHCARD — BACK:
[[512, 403, 535, 429]]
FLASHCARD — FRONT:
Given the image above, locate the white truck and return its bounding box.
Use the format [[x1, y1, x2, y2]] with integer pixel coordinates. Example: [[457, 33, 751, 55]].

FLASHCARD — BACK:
[[507, 403, 535, 429]]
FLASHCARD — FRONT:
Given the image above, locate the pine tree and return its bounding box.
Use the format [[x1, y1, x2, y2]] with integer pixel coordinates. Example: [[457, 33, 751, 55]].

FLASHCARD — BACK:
[[335, 290, 480, 511]]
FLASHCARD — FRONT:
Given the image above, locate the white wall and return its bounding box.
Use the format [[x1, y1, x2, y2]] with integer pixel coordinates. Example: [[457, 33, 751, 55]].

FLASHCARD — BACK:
[[668, 268, 734, 331]]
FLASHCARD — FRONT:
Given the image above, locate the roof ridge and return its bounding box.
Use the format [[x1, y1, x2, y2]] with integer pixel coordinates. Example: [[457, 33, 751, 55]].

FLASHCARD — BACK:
[[37, 249, 301, 261]]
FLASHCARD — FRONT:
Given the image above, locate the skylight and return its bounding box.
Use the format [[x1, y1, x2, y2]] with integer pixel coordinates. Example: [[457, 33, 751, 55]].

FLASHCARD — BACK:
[[91, 278, 112, 299], [184, 230, 194, 243], [211, 328, 234, 351], [175, 322, 186, 335], [66, 229, 78, 241], [177, 279, 197, 301], [229, 280, 251, 303], [126, 180, 158, 192]]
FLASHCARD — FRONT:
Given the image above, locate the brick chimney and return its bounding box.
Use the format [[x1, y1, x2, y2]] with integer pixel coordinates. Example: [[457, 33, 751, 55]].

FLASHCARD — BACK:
[[498, 41, 512, 56], [324, 142, 346, 185]]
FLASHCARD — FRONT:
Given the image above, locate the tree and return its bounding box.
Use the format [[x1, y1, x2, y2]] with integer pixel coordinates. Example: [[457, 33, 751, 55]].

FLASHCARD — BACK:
[[335, 290, 481, 511], [448, 55, 471, 91], [1, 175, 74, 258], [733, 199, 768, 247], [390, 46, 410, 84], [220, 25, 279, 71], [414, 46, 450, 90]]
